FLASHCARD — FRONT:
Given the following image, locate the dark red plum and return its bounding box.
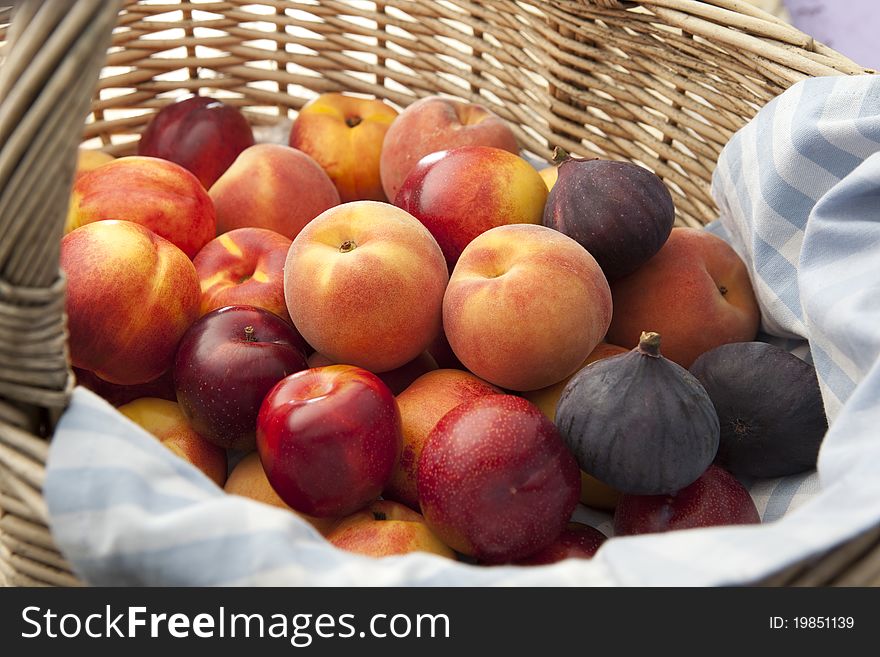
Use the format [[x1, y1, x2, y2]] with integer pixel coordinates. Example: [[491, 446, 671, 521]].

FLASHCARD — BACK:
[[173, 305, 308, 451], [614, 465, 760, 535], [516, 522, 607, 565], [418, 395, 581, 564], [139, 96, 255, 189]]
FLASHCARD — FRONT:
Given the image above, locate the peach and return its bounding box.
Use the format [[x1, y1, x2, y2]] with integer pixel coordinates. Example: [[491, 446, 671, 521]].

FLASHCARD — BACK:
[[66, 156, 215, 258], [539, 165, 558, 191], [118, 398, 227, 487], [395, 146, 548, 268], [385, 369, 502, 510], [307, 350, 438, 396], [607, 227, 761, 368], [224, 452, 340, 536], [193, 227, 293, 322], [289, 93, 398, 202], [326, 500, 455, 559], [379, 95, 518, 201], [443, 224, 612, 391], [75, 148, 114, 179], [523, 342, 627, 421], [284, 201, 448, 373], [61, 220, 201, 385], [209, 144, 340, 240]]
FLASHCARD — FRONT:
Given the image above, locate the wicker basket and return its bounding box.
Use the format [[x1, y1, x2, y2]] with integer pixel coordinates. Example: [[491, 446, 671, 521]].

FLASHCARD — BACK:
[[0, 0, 877, 587]]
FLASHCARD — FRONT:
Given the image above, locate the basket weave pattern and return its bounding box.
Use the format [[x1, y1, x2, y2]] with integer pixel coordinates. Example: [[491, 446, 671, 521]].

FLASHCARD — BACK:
[[0, 0, 874, 586]]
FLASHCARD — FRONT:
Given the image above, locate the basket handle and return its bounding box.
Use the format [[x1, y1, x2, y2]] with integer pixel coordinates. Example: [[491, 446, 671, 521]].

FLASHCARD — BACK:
[[0, 0, 120, 431]]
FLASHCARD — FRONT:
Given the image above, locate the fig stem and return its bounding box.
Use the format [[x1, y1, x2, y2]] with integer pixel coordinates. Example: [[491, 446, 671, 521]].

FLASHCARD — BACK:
[[339, 240, 357, 253], [244, 325, 256, 342], [551, 146, 570, 166], [638, 331, 662, 358]]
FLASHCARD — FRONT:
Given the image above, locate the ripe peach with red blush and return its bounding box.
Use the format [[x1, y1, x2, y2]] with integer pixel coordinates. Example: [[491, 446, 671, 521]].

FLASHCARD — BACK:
[[326, 500, 455, 559], [380, 95, 518, 201], [193, 227, 293, 323], [290, 93, 398, 202], [395, 146, 548, 268], [66, 156, 216, 258], [443, 224, 612, 391], [61, 220, 201, 385], [210, 144, 340, 240], [118, 398, 227, 487], [608, 227, 760, 368], [284, 201, 448, 373]]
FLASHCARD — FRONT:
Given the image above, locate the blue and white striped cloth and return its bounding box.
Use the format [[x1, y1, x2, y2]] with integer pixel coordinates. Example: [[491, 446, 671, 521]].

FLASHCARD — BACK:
[[45, 74, 880, 586]]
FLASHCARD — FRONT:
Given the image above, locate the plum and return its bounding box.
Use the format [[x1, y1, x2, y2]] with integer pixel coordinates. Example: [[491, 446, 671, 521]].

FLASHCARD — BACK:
[[614, 465, 760, 535], [139, 96, 254, 189]]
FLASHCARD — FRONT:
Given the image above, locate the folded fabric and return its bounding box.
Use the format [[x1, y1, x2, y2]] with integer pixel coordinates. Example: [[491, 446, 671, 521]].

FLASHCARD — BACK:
[[45, 74, 880, 585]]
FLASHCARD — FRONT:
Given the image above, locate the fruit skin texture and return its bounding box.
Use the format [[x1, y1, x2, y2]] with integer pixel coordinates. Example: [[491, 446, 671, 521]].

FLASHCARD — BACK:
[[556, 332, 720, 495], [173, 305, 309, 451], [66, 156, 216, 258], [608, 227, 760, 368], [61, 220, 201, 385], [516, 522, 606, 565], [193, 227, 293, 323], [118, 398, 227, 487], [690, 342, 827, 478], [256, 365, 402, 518], [289, 93, 398, 202], [386, 369, 502, 510], [307, 350, 438, 396], [379, 95, 518, 201], [443, 224, 612, 391], [284, 201, 448, 373], [224, 452, 340, 536], [394, 146, 548, 268], [326, 500, 455, 559], [138, 95, 255, 189], [418, 395, 580, 564], [209, 144, 341, 240], [543, 158, 675, 281], [613, 465, 760, 536]]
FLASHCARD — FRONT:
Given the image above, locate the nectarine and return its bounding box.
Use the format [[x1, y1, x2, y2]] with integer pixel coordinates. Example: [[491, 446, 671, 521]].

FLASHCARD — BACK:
[[284, 201, 448, 373]]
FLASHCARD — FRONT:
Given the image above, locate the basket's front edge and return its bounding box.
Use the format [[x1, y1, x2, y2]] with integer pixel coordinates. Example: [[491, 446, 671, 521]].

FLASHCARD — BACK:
[[0, 0, 122, 587]]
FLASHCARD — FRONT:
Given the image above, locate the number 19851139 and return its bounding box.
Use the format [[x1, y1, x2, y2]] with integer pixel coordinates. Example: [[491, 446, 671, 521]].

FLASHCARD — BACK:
[[770, 617, 854, 629]]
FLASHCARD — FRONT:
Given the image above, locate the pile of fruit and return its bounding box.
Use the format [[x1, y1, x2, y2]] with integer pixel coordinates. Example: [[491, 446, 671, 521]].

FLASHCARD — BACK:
[[64, 92, 828, 566]]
